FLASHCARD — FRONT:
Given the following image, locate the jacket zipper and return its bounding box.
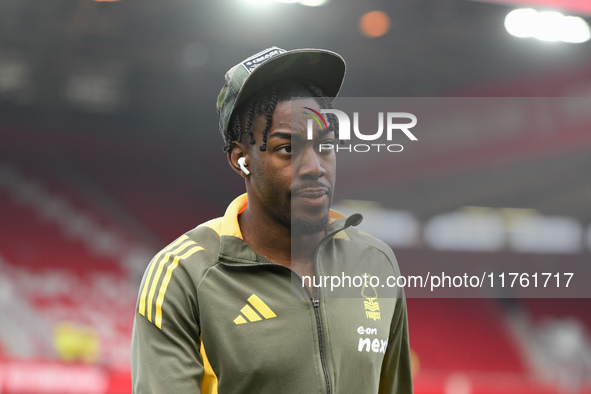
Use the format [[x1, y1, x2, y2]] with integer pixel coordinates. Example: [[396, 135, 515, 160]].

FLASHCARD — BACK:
[[308, 226, 350, 394], [305, 219, 361, 394], [312, 297, 332, 394]]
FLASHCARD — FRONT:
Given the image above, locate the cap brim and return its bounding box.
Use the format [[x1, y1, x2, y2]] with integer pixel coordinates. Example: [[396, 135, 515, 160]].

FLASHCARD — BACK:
[[233, 48, 346, 110]]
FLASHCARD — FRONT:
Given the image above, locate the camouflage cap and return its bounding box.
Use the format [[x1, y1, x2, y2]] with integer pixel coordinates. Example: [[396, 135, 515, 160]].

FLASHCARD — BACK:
[[216, 46, 346, 143]]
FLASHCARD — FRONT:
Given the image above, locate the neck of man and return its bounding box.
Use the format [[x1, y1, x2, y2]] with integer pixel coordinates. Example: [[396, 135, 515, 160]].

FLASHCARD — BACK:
[[237, 205, 326, 277]]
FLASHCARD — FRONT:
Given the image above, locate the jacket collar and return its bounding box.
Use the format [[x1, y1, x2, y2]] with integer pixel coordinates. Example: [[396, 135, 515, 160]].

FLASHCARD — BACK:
[[217, 194, 360, 265]]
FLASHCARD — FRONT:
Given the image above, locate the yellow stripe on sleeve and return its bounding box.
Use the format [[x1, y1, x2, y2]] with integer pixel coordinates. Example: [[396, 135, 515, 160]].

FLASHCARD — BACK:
[[146, 240, 196, 322], [200, 338, 219, 394], [247, 294, 276, 319], [139, 235, 189, 316], [155, 245, 204, 329]]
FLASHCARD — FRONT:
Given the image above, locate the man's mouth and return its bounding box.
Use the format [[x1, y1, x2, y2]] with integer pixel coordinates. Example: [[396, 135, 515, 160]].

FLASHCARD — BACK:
[[294, 188, 327, 198], [292, 187, 329, 206]]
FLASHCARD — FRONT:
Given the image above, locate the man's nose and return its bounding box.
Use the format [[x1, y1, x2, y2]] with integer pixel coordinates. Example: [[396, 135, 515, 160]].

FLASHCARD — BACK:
[[297, 147, 326, 179]]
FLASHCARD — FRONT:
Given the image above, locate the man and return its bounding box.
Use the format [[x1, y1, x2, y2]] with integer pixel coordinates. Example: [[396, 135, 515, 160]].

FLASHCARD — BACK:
[[131, 47, 413, 393]]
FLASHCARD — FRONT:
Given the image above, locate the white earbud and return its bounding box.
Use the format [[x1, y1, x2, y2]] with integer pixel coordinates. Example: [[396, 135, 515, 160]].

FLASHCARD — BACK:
[[238, 157, 250, 175]]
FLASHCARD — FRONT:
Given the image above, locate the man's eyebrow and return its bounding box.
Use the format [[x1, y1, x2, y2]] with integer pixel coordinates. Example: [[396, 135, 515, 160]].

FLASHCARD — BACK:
[[268, 131, 292, 140], [268, 129, 334, 142]]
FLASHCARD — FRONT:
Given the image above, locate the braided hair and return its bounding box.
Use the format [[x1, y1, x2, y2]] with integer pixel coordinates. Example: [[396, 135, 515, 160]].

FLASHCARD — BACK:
[[223, 79, 339, 152]]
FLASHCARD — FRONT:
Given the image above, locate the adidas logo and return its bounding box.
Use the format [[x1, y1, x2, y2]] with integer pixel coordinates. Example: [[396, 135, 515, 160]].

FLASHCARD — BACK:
[[234, 294, 277, 325]]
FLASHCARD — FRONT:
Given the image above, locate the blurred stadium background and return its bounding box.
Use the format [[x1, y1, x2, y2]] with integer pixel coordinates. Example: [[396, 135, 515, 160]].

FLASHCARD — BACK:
[[1, 0, 591, 392]]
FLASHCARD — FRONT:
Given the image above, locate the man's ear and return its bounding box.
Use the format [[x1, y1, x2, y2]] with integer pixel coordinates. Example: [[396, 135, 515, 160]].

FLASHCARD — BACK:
[[228, 141, 250, 178]]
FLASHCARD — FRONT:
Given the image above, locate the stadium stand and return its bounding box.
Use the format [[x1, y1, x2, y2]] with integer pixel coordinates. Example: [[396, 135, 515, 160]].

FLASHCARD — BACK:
[[523, 299, 591, 333], [0, 191, 122, 274], [0, 164, 136, 392], [407, 298, 526, 373]]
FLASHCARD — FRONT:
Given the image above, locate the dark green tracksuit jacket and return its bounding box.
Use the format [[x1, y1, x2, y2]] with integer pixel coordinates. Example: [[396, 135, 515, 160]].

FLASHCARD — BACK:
[[131, 194, 413, 393]]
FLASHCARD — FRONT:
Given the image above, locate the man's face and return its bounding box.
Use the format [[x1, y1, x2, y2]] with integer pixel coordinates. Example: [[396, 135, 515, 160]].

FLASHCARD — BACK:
[[246, 97, 336, 236]]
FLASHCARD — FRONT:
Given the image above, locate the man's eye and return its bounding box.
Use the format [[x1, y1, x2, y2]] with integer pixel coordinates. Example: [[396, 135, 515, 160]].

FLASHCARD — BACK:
[[278, 146, 292, 154]]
